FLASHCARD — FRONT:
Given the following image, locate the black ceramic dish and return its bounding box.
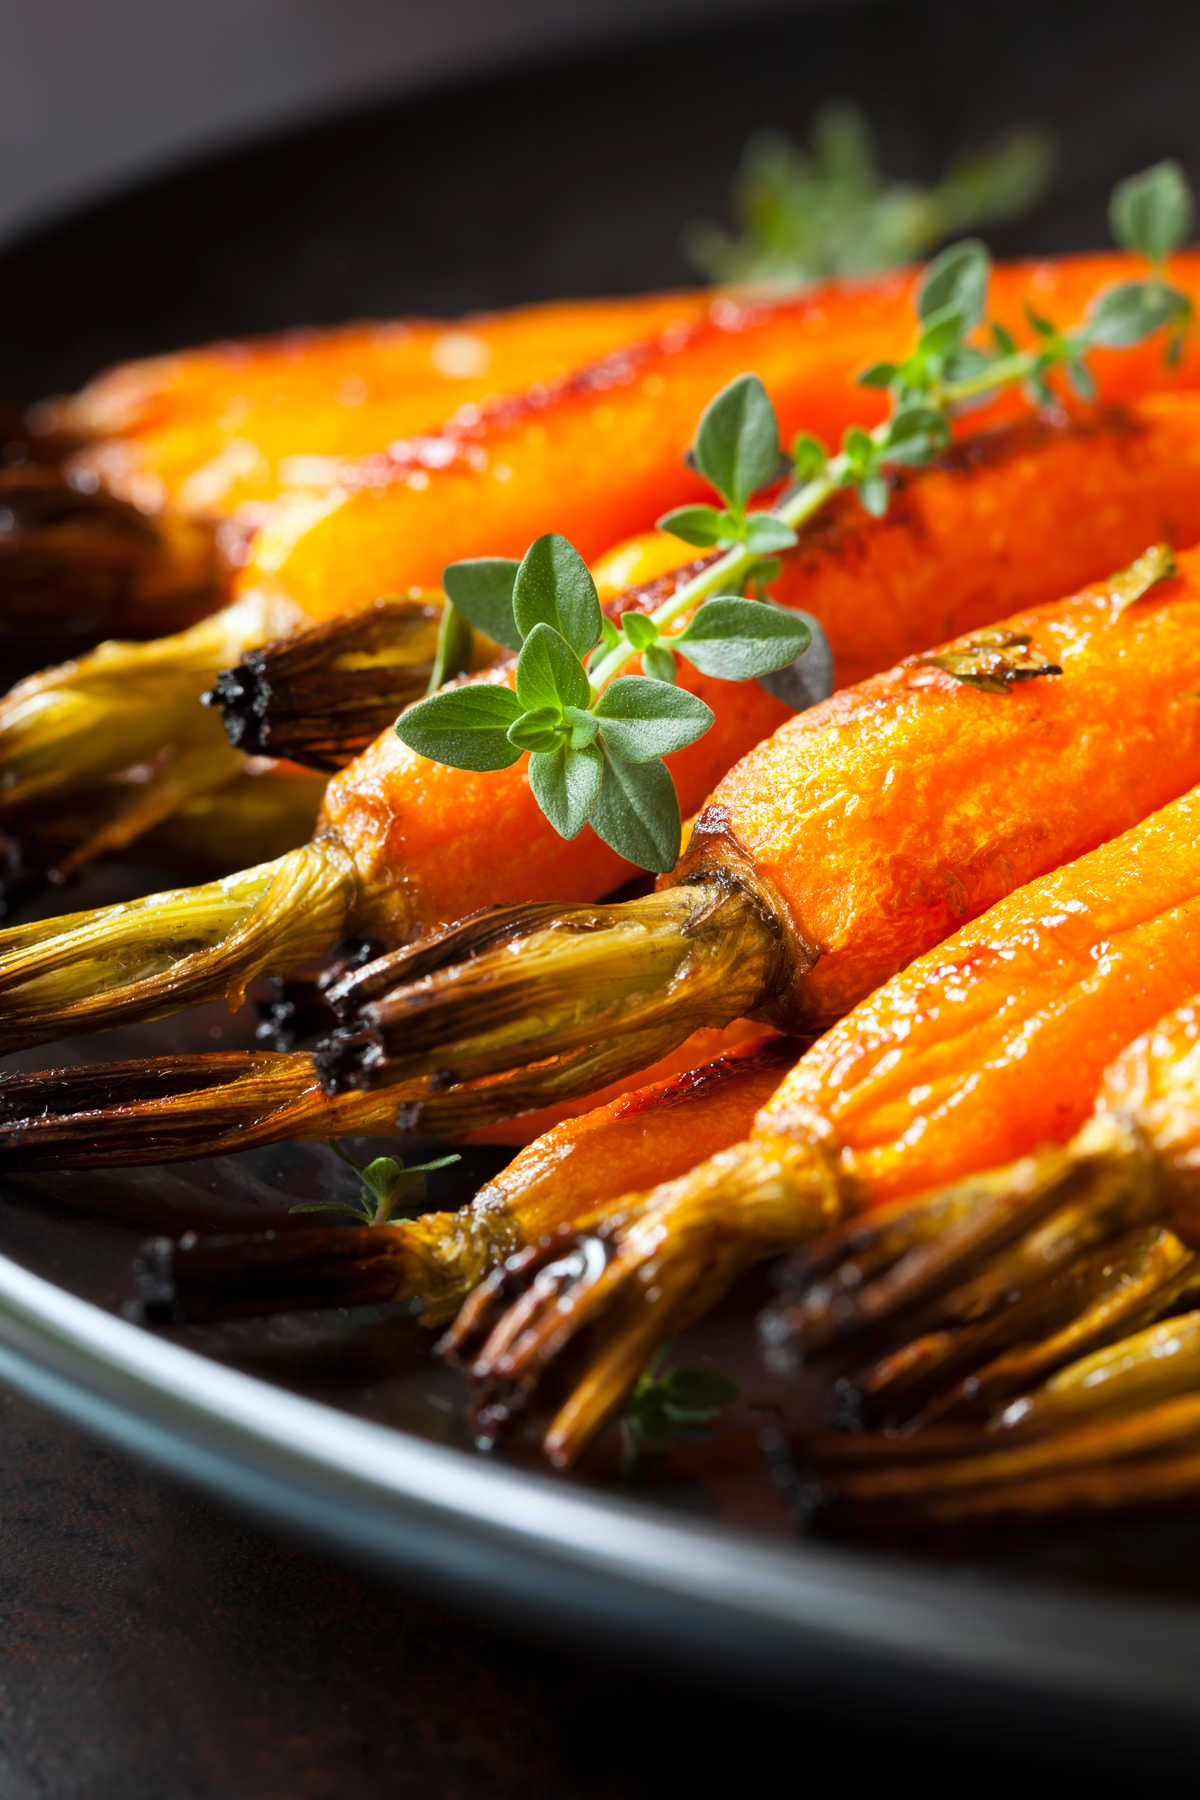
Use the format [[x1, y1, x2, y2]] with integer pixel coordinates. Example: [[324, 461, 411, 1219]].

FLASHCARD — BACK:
[[4, 0, 1200, 1761]]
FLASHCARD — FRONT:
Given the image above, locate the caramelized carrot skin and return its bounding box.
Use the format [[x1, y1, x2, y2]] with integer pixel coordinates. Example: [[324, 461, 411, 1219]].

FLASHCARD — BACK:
[[1097, 1000, 1200, 1231], [50, 293, 716, 516], [322, 395, 1200, 941], [685, 543, 1200, 1030], [470, 1019, 772, 1146], [241, 250, 1200, 627], [471, 1037, 790, 1239], [760, 789, 1200, 1209]]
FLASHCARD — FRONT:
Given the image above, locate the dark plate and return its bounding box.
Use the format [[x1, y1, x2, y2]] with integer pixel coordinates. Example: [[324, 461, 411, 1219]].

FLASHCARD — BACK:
[[5, 0, 1200, 1762]]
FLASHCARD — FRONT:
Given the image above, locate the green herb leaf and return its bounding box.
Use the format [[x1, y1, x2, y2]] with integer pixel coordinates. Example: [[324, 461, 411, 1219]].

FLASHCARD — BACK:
[[677, 596, 812, 679], [593, 677, 714, 762], [882, 403, 949, 464], [529, 741, 603, 838], [1109, 160, 1193, 267], [683, 110, 1053, 289], [692, 373, 781, 512], [590, 747, 681, 873], [857, 360, 898, 388], [642, 644, 677, 684], [515, 622, 590, 714], [620, 1351, 739, 1471], [426, 599, 474, 696], [791, 432, 828, 480], [656, 504, 730, 547], [621, 611, 659, 651], [506, 708, 566, 754], [742, 513, 799, 553], [916, 238, 990, 331], [395, 682, 524, 771], [659, 1364, 740, 1420], [296, 1142, 461, 1226], [1086, 278, 1192, 348], [512, 533, 603, 657], [857, 473, 890, 517], [564, 705, 600, 747], [441, 557, 522, 653]]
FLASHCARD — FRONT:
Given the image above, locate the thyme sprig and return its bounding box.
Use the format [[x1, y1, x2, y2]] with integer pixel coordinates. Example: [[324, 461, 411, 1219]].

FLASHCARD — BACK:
[[685, 105, 1056, 288], [394, 161, 1194, 875], [619, 1346, 739, 1474], [291, 1140, 460, 1226]]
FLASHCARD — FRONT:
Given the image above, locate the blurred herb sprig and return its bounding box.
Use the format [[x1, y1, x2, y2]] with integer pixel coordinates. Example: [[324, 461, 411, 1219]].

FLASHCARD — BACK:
[[685, 104, 1056, 287]]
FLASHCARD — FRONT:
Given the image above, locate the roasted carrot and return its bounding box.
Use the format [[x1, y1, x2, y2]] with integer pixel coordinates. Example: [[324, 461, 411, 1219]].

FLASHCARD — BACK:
[[11, 249, 1200, 830], [321, 535, 1200, 1118], [438, 785, 1200, 1466], [8, 401, 1200, 1083], [43, 294, 717, 517], [124, 1036, 791, 1327], [1, 293, 719, 669]]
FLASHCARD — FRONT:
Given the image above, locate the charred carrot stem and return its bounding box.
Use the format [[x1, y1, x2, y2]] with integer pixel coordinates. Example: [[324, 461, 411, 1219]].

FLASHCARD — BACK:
[[441, 785, 1200, 1467], [208, 596, 462, 770], [0, 839, 355, 1052], [319, 881, 791, 1100], [0, 465, 226, 674], [123, 1040, 792, 1326], [322, 541, 1200, 1119]]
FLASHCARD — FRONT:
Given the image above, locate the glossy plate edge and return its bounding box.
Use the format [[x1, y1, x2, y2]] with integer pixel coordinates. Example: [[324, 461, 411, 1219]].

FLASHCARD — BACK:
[[2, 1243, 1200, 1744]]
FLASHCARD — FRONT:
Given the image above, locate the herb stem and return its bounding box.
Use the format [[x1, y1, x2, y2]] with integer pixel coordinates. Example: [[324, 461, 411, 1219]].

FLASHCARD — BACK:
[[587, 335, 1094, 696], [587, 470, 836, 692]]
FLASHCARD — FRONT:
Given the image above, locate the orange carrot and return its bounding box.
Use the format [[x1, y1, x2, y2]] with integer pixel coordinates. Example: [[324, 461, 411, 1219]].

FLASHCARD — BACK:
[[46, 293, 717, 519]]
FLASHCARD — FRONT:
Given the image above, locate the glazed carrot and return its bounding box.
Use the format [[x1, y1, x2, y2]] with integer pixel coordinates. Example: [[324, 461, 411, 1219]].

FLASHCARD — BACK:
[[44, 294, 717, 517], [438, 786, 1200, 1465], [0, 294, 717, 675], [12, 249, 1200, 828], [237, 250, 1200, 627], [321, 535, 1200, 1118], [122, 1036, 791, 1327], [0, 293, 716, 680], [10, 401, 1200, 1074]]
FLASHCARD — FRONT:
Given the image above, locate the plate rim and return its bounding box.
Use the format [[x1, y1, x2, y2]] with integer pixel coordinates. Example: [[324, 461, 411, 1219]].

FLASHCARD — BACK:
[[3, 1243, 1200, 1743]]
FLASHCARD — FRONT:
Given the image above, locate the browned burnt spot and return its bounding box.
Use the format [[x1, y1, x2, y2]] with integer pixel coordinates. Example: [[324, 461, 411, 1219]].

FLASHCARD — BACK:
[[337, 300, 795, 491], [916, 627, 1063, 694], [606, 1038, 793, 1125]]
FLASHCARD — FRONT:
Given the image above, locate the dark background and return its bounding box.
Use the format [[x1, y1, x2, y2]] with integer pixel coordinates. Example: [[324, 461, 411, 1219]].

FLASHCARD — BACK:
[[5, 1, 1200, 1793]]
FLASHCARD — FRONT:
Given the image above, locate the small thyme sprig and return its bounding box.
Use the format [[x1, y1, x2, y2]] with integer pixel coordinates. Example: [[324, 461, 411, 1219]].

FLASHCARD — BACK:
[[619, 1346, 739, 1474], [395, 161, 1194, 875], [685, 105, 1056, 288], [291, 1140, 460, 1226]]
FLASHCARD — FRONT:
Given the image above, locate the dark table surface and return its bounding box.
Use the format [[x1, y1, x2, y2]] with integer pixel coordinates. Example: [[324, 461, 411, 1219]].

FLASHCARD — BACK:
[[7, 1374, 1197, 1798]]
